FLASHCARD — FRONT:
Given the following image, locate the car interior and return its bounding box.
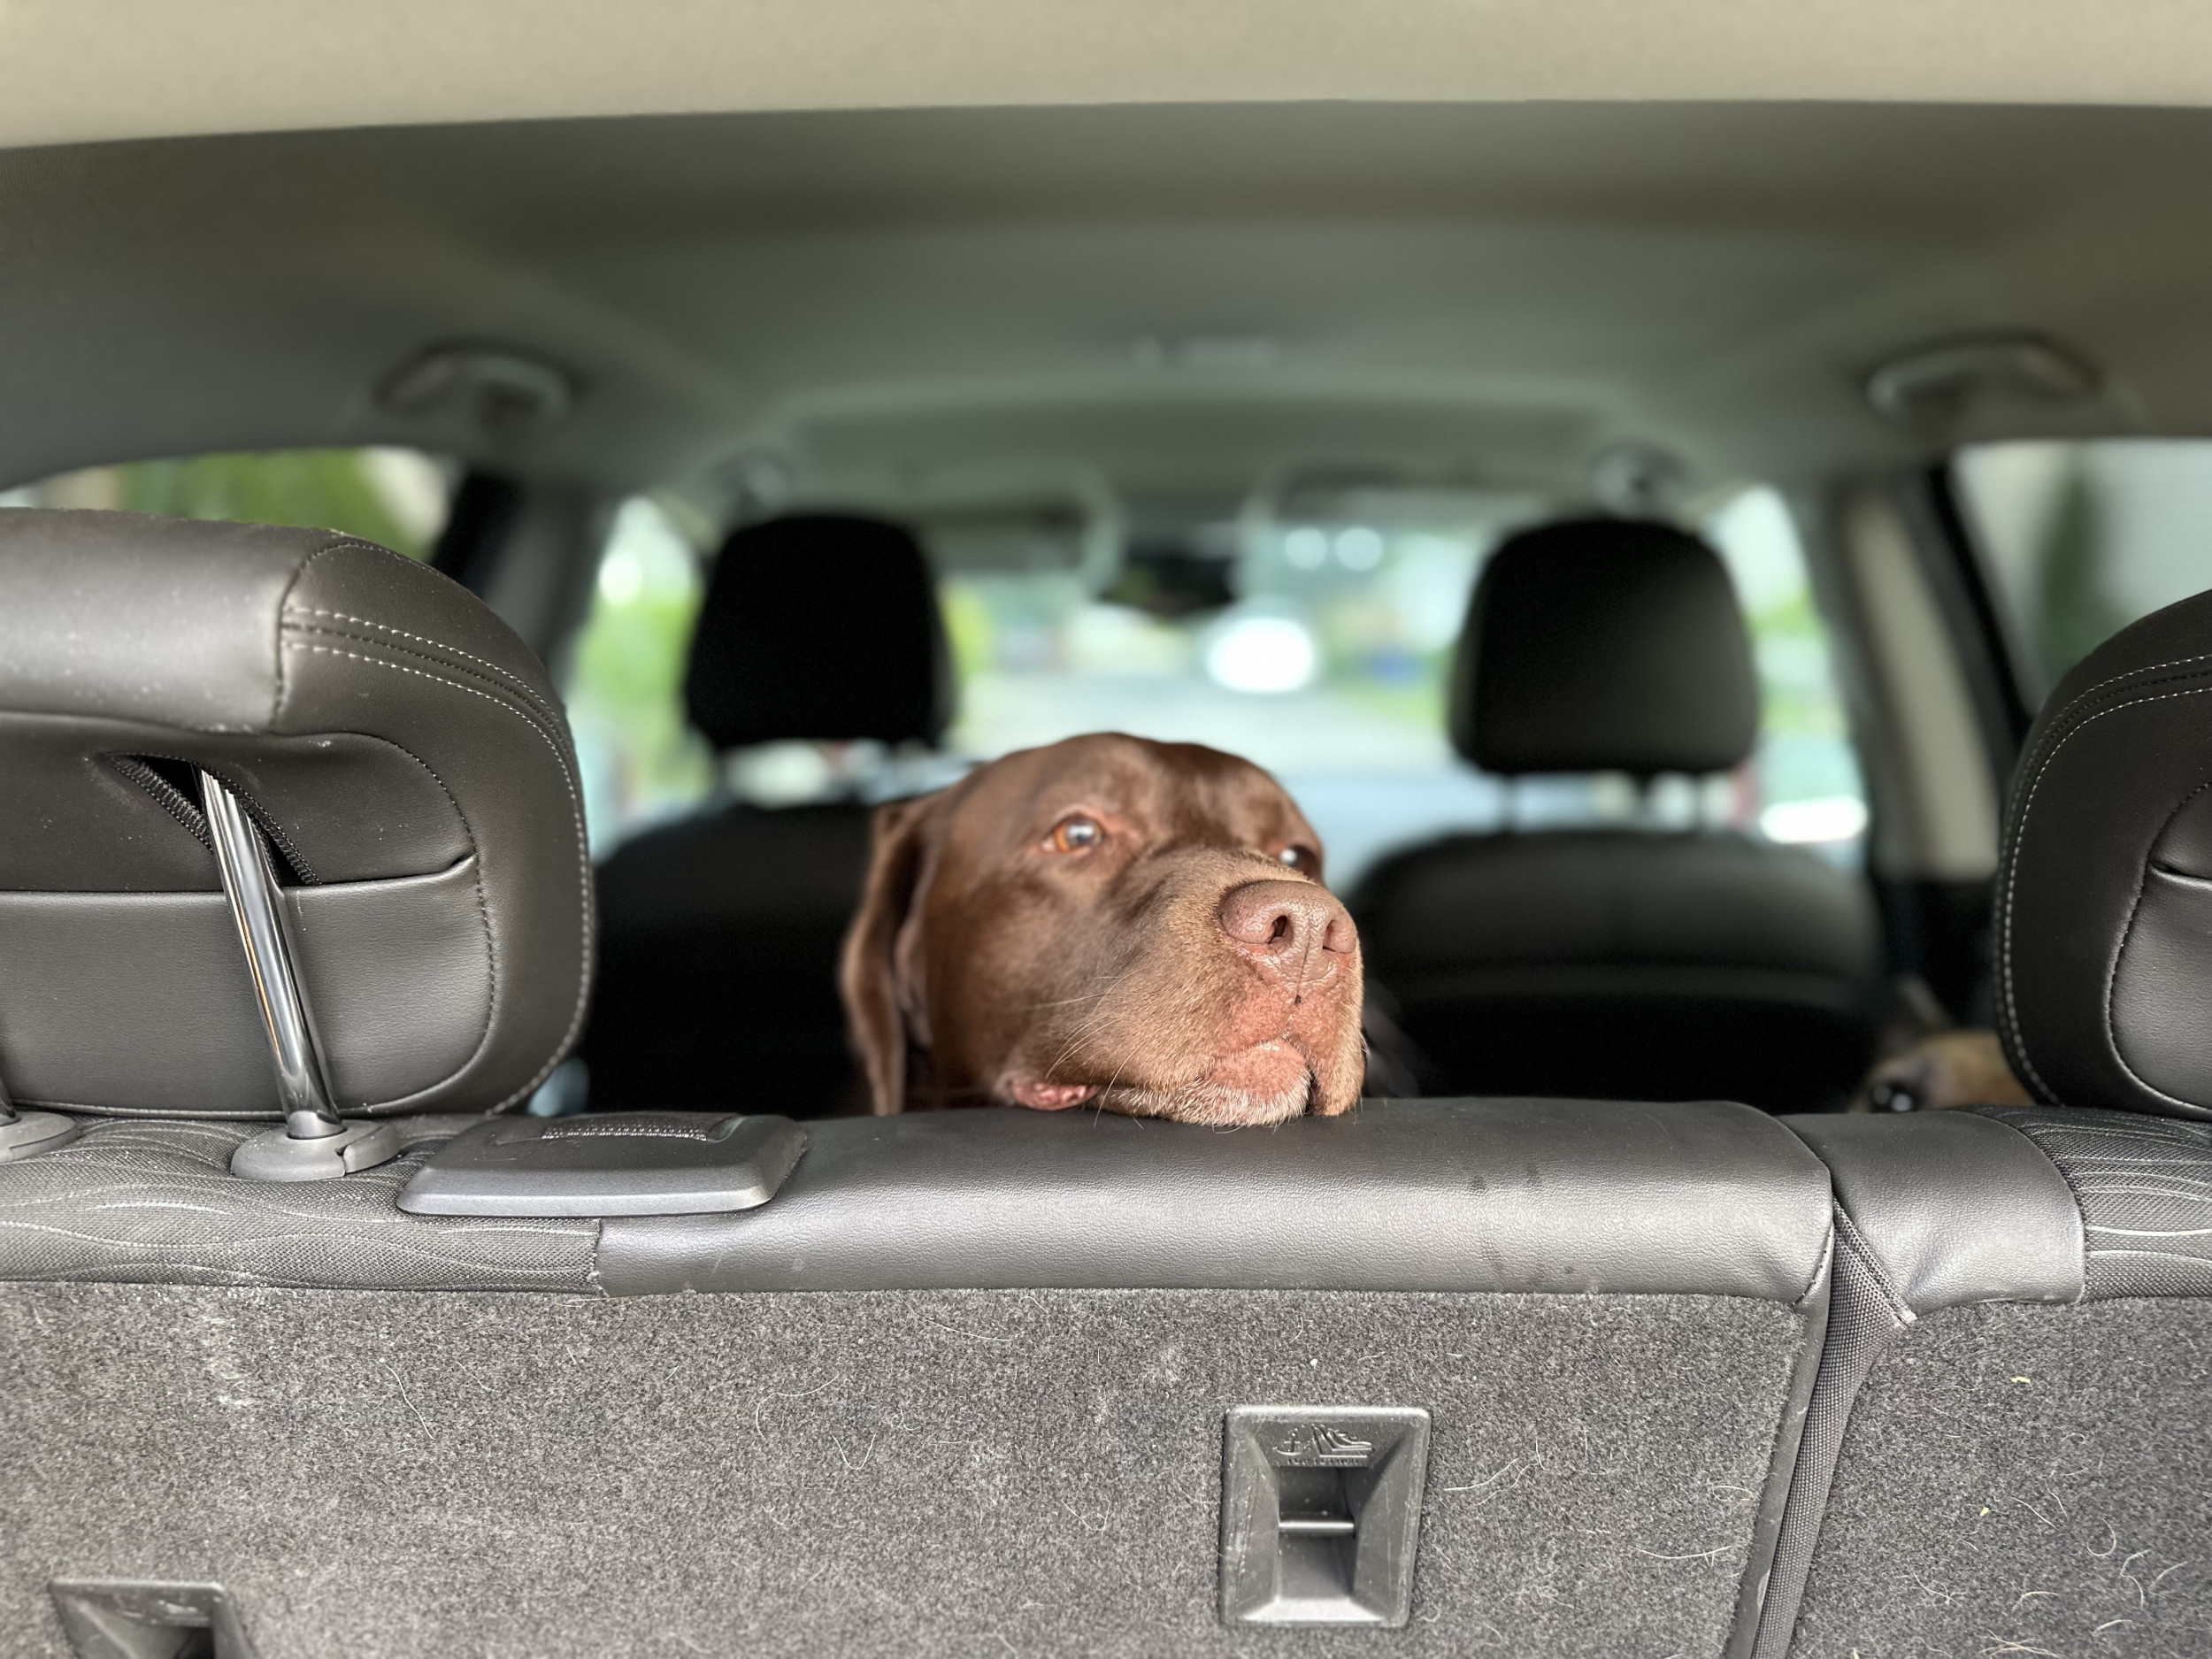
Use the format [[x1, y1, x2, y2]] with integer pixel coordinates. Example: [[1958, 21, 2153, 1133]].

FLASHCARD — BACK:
[[4, 12, 2212, 1655]]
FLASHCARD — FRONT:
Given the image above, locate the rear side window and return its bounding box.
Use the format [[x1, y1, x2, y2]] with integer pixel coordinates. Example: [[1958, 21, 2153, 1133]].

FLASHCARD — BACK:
[[564, 496, 716, 856], [1953, 441, 2212, 707], [0, 448, 452, 560], [1704, 487, 1865, 852]]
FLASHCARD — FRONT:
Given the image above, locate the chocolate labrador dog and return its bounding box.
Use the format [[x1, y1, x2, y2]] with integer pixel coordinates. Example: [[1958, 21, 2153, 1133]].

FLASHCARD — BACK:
[[839, 733, 1364, 1125]]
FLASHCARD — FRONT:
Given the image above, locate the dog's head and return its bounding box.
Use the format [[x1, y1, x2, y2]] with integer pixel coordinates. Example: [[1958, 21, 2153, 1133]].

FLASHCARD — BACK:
[[839, 733, 1364, 1125]]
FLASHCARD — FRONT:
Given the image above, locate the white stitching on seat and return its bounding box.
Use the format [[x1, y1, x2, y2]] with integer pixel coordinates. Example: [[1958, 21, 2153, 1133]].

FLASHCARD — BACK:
[[292, 641, 594, 1109], [1999, 677, 2212, 1109], [289, 605, 560, 716]]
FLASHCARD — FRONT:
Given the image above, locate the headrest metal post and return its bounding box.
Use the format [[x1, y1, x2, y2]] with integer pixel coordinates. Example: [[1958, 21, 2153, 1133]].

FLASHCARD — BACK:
[[198, 772, 398, 1181], [0, 1055, 82, 1164]]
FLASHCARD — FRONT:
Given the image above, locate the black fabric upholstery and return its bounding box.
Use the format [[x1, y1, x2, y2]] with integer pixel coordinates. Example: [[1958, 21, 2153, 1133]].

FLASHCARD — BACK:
[[0, 1117, 596, 1292], [1973, 1105, 2212, 1299], [582, 800, 873, 1112], [683, 512, 951, 750], [1448, 517, 1758, 777], [1353, 830, 1880, 1110], [1790, 1300, 2212, 1658], [0, 1282, 1808, 1659], [0, 509, 591, 1118], [1770, 1094, 2212, 1652], [1996, 586, 2212, 1120], [1750, 1209, 1909, 1659], [1753, 1114, 2085, 1657]]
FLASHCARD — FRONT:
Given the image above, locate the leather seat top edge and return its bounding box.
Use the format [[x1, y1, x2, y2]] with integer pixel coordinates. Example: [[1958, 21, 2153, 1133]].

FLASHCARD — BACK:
[[1782, 1110, 2085, 1314], [598, 1097, 1835, 1299]]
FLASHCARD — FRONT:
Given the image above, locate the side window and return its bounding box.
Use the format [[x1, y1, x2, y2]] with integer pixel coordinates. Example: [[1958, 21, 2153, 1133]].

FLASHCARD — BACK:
[[562, 496, 713, 856], [0, 448, 451, 559], [1703, 486, 1867, 856], [1953, 440, 2212, 707]]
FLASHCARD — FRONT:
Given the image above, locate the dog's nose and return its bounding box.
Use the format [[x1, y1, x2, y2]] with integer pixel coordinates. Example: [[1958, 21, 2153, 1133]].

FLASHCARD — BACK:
[[1217, 879, 1357, 970]]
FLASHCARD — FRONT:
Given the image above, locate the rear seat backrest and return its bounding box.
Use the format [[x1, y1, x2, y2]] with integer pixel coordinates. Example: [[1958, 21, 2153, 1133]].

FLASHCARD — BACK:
[[0, 509, 591, 1118], [0, 509, 1843, 1657], [1768, 589, 2212, 1658], [3, 1101, 1839, 1658]]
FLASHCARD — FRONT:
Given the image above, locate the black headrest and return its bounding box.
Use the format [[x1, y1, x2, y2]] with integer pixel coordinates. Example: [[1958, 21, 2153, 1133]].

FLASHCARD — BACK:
[[0, 509, 591, 1118], [1448, 518, 1759, 776], [684, 513, 952, 751], [1998, 588, 2212, 1120]]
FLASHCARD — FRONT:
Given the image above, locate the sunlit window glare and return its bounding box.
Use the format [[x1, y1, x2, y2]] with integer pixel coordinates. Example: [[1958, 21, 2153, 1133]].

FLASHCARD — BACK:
[[1333, 526, 1385, 571], [1760, 795, 1870, 844], [1204, 614, 1319, 694], [597, 547, 644, 603]]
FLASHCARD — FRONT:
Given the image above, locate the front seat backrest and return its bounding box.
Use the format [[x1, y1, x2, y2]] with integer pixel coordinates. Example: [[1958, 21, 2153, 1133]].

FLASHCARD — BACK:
[[1450, 516, 1759, 775], [1355, 517, 1879, 1110], [683, 511, 952, 752], [584, 512, 951, 1113], [0, 508, 591, 1118]]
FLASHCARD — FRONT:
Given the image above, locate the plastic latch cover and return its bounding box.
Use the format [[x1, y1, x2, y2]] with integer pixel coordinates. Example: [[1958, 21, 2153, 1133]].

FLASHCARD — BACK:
[[397, 1112, 807, 1217]]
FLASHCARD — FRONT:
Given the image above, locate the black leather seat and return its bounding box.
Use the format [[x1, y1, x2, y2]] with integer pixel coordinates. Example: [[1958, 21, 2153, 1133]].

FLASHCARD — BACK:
[[1754, 588, 2212, 1658], [580, 513, 951, 1114], [1352, 518, 1880, 1111], [0, 508, 590, 1120]]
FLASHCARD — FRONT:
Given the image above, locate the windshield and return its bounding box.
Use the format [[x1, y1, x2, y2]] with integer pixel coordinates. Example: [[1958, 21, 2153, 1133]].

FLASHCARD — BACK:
[[565, 485, 1864, 888]]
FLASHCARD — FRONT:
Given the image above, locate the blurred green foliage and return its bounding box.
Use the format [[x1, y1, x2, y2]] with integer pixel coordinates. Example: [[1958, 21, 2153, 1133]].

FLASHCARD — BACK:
[[103, 449, 435, 558], [2033, 465, 2124, 682], [563, 500, 715, 845]]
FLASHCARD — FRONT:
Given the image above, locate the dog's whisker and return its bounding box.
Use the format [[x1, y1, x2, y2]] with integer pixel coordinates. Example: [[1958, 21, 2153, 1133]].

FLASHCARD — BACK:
[[1036, 963, 1145, 1081]]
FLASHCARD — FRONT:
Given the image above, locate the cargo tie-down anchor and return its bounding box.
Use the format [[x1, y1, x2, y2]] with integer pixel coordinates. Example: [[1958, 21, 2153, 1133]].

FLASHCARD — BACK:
[[1220, 1405, 1430, 1626]]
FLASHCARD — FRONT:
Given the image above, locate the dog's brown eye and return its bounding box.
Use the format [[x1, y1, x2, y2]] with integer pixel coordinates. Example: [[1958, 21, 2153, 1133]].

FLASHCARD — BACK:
[[1047, 815, 1104, 854], [1279, 844, 1319, 874]]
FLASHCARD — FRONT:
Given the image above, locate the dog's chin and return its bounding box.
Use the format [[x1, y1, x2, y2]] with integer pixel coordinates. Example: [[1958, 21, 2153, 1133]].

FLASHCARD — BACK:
[[1100, 1041, 1319, 1127]]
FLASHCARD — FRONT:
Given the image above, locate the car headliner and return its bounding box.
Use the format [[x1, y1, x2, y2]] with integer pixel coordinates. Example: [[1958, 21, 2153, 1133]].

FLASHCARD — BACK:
[[4, 96, 2211, 516], [9, 2, 2212, 150]]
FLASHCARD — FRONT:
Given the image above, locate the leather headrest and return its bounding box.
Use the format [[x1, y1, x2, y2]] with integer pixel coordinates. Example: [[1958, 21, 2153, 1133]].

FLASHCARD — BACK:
[[0, 509, 591, 1118], [1448, 518, 1758, 777], [1998, 588, 2212, 1120], [684, 513, 952, 751]]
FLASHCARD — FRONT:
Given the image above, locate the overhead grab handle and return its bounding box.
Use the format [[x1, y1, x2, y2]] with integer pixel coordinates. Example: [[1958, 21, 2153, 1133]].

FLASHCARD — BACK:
[[199, 771, 399, 1182]]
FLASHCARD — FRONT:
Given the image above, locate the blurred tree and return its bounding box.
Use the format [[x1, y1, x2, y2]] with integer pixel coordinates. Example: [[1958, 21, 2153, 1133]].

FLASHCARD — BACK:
[[2034, 464, 2124, 682], [111, 449, 433, 558]]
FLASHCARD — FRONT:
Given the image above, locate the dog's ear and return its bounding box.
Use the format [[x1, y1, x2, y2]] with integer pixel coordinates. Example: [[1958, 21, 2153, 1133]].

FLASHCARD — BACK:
[[839, 792, 938, 1115]]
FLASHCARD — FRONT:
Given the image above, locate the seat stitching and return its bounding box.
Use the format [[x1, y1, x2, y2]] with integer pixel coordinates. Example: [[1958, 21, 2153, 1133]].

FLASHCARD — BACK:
[[1998, 677, 2212, 1106], [2033, 646, 2212, 742], [283, 620, 557, 712], [293, 641, 592, 1108], [288, 605, 559, 718], [1832, 1206, 1914, 1325], [2101, 779, 2212, 1117]]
